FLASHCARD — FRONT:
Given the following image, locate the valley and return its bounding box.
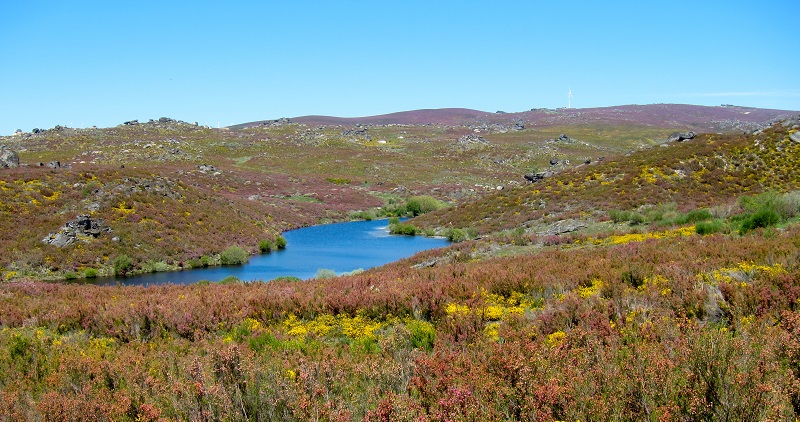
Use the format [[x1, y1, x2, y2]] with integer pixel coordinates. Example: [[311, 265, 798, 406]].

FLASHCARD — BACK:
[[2, 104, 800, 420]]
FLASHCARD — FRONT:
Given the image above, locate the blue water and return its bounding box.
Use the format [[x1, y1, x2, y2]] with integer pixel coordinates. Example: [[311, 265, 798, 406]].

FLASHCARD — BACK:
[[93, 219, 449, 286]]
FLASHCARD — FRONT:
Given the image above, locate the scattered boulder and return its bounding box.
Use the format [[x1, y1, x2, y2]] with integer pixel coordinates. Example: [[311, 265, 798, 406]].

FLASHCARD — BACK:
[[514, 119, 525, 131], [558, 134, 570, 142], [524, 170, 554, 183], [457, 134, 489, 145], [342, 125, 370, 138], [536, 219, 588, 236], [42, 215, 111, 248], [790, 132, 800, 144], [0, 145, 20, 168], [47, 161, 61, 169], [123, 120, 139, 126], [549, 159, 559, 166], [666, 131, 696, 142], [198, 164, 219, 174]]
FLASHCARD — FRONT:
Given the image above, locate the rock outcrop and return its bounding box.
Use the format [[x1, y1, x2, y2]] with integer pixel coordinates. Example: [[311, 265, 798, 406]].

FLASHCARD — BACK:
[[0, 145, 20, 168], [42, 215, 111, 248], [524, 170, 554, 183], [666, 131, 696, 142]]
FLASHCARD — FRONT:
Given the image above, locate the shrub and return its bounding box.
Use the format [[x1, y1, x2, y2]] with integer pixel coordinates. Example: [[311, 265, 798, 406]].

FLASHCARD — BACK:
[[258, 240, 274, 253], [220, 246, 249, 265], [219, 276, 241, 284], [695, 219, 725, 235], [275, 236, 287, 249], [84, 268, 98, 278], [447, 228, 468, 243], [113, 255, 133, 276], [63, 271, 79, 280], [390, 223, 418, 236], [314, 268, 337, 279], [739, 209, 780, 234], [389, 217, 400, 225], [406, 319, 436, 351], [325, 177, 351, 185], [405, 195, 445, 216], [609, 210, 631, 223], [609, 210, 645, 225], [685, 209, 713, 223], [271, 276, 301, 282]]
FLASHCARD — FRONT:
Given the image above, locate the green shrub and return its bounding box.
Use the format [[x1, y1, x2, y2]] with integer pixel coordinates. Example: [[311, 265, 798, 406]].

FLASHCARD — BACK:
[[275, 236, 287, 249], [113, 255, 133, 276], [84, 268, 98, 278], [271, 276, 301, 282], [609, 210, 631, 223], [220, 246, 249, 265], [219, 276, 241, 284], [739, 209, 780, 234], [259, 239, 274, 253], [390, 223, 418, 235], [685, 209, 713, 223], [405, 195, 446, 216], [695, 219, 725, 235], [64, 271, 79, 280], [447, 228, 468, 243], [388, 217, 400, 225], [314, 268, 337, 279], [151, 261, 171, 272], [610, 210, 645, 225], [406, 319, 436, 351], [326, 177, 351, 185]]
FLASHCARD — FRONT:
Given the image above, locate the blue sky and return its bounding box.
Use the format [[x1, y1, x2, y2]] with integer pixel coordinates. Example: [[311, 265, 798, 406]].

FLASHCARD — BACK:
[[1, 1, 798, 134]]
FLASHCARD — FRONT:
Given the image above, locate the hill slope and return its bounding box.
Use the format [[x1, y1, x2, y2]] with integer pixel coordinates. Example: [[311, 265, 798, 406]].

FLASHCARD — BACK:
[[232, 103, 798, 133]]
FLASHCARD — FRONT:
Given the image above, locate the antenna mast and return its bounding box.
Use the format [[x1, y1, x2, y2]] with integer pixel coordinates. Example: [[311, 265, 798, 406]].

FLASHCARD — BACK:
[[568, 87, 573, 109]]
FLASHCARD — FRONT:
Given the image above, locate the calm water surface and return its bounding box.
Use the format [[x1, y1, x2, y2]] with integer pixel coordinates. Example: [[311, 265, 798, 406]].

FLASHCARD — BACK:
[[95, 219, 449, 286]]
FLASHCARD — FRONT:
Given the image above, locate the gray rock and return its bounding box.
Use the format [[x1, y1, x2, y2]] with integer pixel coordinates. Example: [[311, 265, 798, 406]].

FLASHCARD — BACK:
[[524, 171, 554, 183], [537, 219, 588, 236], [0, 145, 20, 168], [667, 131, 696, 142], [42, 215, 111, 248], [790, 132, 800, 144], [457, 134, 489, 145]]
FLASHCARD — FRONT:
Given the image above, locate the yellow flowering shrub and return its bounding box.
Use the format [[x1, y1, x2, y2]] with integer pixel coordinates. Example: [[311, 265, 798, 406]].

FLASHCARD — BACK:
[[698, 262, 786, 285], [577, 278, 603, 298]]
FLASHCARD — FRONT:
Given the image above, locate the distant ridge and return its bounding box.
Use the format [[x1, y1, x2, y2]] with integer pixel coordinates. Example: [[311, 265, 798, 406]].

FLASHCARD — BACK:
[[229, 104, 799, 132]]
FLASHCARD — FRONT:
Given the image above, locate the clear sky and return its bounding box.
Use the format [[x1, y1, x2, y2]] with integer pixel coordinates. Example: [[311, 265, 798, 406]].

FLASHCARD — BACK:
[[1, 1, 798, 134]]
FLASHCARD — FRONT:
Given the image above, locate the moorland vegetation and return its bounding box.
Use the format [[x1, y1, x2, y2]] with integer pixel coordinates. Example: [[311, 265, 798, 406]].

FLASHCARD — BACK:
[[1, 107, 800, 420]]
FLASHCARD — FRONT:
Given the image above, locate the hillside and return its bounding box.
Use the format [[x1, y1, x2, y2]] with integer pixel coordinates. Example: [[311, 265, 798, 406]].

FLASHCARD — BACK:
[[232, 103, 797, 133], [413, 114, 800, 234], [2, 114, 800, 419], [8, 106, 797, 281]]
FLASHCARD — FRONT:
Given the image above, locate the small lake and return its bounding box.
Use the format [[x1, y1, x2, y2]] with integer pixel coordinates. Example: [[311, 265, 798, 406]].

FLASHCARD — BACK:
[[94, 219, 449, 286]]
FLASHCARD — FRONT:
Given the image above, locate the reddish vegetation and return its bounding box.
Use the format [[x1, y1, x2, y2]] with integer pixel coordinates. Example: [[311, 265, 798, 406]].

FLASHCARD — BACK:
[[1, 224, 799, 419], [1, 111, 800, 419], [238, 104, 798, 132], [414, 119, 800, 233]]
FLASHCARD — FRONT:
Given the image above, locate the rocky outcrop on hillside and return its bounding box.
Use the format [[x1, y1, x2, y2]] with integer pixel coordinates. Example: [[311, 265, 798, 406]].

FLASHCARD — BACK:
[[453, 134, 490, 150], [0, 145, 19, 168], [42, 215, 111, 248], [524, 170, 554, 183], [666, 131, 696, 143]]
